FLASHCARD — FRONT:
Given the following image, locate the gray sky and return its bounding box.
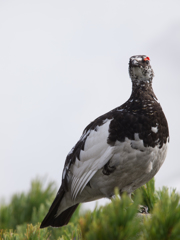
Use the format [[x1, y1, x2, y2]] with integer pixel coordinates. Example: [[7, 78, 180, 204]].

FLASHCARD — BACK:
[[1, 0, 180, 209]]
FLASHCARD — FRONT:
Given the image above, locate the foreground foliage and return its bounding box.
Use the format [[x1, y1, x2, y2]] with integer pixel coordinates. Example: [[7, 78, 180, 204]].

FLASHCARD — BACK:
[[0, 178, 81, 240], [1, 177, 180, 240]]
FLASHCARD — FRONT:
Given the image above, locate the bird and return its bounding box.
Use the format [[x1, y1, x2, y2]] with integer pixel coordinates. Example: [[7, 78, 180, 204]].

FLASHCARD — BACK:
[[40, 55, 169, 228]]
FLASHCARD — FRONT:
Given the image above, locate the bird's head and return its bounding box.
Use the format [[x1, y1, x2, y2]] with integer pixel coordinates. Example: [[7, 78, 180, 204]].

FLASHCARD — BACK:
[[129, 55, 154, 86]]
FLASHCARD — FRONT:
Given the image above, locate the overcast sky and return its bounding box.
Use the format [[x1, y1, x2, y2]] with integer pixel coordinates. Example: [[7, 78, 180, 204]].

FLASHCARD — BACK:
[[1, 0, 180, 209]]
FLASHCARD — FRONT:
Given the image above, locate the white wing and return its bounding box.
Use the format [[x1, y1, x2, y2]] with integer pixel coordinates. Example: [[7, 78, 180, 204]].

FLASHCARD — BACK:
[[70, 119, 114, 200]]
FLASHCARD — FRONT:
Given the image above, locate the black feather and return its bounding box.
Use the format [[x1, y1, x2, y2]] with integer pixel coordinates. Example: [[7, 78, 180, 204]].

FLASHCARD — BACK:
[[40, 186, 79, 228]]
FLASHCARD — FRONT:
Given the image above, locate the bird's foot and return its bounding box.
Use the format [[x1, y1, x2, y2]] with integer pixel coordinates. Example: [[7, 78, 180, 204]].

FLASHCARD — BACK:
[[138, 205, 148, 214]]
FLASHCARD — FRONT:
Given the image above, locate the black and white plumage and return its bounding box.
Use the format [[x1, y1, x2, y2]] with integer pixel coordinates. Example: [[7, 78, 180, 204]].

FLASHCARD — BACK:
[[40, 55, 169, 228]]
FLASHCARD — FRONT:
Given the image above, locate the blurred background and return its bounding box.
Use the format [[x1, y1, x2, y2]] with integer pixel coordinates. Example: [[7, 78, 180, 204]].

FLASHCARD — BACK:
[[0, 0, 180, 210]]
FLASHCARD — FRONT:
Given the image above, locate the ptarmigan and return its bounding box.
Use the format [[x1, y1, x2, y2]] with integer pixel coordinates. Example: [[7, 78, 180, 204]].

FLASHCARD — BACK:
[[40, 55, 169, 228]]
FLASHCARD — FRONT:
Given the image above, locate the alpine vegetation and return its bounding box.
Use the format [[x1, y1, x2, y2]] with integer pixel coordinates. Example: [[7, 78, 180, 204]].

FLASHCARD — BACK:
[[2, 178, 180, 240]]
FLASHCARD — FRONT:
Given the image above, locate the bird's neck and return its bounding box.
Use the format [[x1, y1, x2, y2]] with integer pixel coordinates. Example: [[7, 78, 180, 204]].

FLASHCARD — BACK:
[[130, 80, 158, 101]]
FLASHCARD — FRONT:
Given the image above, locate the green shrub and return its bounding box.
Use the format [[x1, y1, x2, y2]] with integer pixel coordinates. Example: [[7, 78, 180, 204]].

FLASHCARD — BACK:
[[1, 177, 180, 240], [0, 224, 50, 240], [141, 188, 180, 240], [0, 177, 57, 229], [0, 177, 81, 240], [79, 189, 142, 240]]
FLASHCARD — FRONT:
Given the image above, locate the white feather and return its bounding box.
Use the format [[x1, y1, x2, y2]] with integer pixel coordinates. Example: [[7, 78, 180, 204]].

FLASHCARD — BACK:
[[70, 119, 114, 200]]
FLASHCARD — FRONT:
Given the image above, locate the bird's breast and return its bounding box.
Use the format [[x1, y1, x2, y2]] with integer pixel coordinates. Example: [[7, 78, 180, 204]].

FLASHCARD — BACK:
[[90, 137, 169, 197]]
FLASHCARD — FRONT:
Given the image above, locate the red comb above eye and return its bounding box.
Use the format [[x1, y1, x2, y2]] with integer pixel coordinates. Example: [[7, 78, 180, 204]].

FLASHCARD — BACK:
[[144, 57, 150, 61]]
